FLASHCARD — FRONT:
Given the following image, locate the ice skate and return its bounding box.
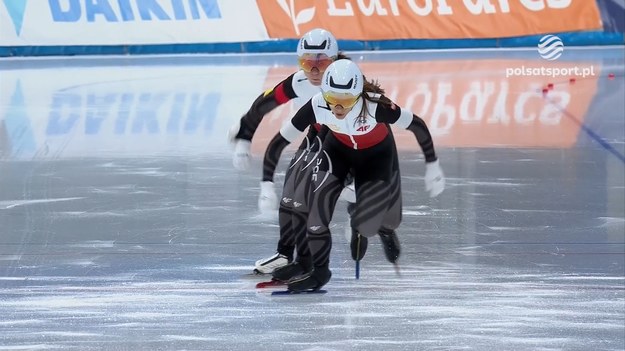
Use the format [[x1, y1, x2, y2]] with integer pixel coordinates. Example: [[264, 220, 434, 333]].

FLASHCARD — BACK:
[[254, 253, 291, 274], [287, 265, 332, 292], [378, 228, 400, 263], [350, 228, 368, 261], [272, 261, 309, 282]]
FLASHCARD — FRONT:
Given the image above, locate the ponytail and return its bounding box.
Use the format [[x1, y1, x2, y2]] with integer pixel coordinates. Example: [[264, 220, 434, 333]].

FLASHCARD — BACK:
[[354, 76, 393, 126]]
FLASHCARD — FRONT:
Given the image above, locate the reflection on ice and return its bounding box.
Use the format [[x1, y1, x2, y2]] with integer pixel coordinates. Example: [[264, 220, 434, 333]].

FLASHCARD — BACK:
[[0, 49, 623, 350]]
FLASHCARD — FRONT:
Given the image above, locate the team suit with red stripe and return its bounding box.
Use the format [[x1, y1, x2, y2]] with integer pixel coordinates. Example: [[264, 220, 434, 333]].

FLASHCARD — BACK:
[[233, 71, 318, 143], [263, 92, 438, 291], [263, 119, 403, 282]]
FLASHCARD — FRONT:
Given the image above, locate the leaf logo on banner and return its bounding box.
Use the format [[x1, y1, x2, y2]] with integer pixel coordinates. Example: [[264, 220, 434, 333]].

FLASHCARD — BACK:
[[276, 0, 315, 35]]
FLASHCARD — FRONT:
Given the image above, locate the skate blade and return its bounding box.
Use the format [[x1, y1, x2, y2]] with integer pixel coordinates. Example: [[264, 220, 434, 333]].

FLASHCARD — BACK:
[[271, 289, 327, 296], [241, 271, 270, 279], [256, 280, 286, 289], [393, 263, 401, 277]]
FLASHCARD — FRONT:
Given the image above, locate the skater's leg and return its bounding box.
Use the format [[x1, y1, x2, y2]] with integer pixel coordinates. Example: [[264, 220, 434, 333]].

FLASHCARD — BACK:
[[349, 136, 395, 259], [378, 146, 402, 263], [350, 179, 392, 238], [272, 137, 324, 281], [288, 172, 342, 291], [343, 173, 368, 262], [272, 162, 315, 281], [288, 145, 348, 292], [254, 146, 308, 274]]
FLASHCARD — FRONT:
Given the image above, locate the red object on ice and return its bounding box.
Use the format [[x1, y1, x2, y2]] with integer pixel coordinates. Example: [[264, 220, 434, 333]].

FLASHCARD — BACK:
[[256, 280, 286, 289], [608, 73, 615, 80], [542, 88, 549, 95], [569, 78, 576, 84], [547, 83, 554, 89]]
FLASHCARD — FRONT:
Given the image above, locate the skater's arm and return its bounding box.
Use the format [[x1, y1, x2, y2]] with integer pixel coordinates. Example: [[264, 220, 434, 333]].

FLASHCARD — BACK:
[[297, 123, 322, 151], [262, 134, 290, 182], [299, 123, 328, 151], [405, 115, 437, 163], [375, 98, 437, 163], [316, 124, 330, 140], [262, 101, 316, 182], [376, 96, 444, 197], [235, 74, 298, 141]]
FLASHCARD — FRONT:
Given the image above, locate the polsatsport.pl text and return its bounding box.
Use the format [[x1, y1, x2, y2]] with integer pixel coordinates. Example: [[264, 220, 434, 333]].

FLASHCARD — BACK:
[[506, 66, 596, 78]]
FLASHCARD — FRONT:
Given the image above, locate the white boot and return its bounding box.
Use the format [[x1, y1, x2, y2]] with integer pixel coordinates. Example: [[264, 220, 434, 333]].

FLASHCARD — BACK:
[[254, 253, 290, 274]]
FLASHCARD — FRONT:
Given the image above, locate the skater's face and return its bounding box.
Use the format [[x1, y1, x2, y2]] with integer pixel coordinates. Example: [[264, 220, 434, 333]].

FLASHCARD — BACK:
[[305, 67, 323, 86], [322, 91, 360, 119], [299, 53, 334, 86], [328, 103, 352, 119]]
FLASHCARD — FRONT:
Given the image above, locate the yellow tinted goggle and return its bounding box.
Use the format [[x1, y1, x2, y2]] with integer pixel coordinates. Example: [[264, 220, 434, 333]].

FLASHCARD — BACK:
[[322, 91, 360, 108], [298, 54, 335, 73]]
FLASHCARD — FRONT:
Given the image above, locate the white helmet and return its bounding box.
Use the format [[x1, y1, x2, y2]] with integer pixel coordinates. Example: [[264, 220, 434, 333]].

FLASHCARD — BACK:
[[321, 59, 363, 97], [297, 28, 338, 58]]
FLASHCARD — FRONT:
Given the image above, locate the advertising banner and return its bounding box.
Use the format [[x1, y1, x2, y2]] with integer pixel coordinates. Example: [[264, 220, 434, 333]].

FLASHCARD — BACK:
[[0, 64, 269, 159], [0, 0, 268, 46], [250, 58, 600, 153], [256, 0, 603, 39], [0, 57, 601, 160]]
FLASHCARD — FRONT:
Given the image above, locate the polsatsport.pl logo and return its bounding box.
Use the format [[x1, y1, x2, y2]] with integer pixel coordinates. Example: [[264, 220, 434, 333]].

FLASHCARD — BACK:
[[505, 34, 595, 78], [537, 35, 564, 61], [506, 66, 596, 79]]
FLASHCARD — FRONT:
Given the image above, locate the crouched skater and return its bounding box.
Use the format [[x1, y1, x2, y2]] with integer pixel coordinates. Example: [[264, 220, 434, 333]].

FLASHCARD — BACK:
[[261, 59, 445, 292]]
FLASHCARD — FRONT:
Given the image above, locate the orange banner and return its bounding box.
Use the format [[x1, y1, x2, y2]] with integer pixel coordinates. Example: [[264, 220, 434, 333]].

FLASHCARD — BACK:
[[251, 58, 600, 154], [256, 0, 602, 39]]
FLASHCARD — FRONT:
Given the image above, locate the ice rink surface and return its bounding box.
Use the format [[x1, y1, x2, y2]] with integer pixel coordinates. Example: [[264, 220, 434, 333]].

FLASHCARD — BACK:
[[1, 47, 624, 350]]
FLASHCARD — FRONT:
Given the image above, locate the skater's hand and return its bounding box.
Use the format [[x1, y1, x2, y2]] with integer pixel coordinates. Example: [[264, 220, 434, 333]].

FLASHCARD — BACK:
[[233, 139, 251, 171], [425, 160, 445, 198], [258, 181, 278, 213], [227, 121, 240, 147], [339, 183, 356, 203]]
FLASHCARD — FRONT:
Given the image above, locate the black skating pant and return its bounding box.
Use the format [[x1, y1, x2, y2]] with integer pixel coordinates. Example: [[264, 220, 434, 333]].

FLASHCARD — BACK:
[[303, 132, 402, 269], [275, 134, 323, 260]]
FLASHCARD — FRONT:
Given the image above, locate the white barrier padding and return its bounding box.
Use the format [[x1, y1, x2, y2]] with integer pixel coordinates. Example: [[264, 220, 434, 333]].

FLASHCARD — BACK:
[[0, 63, 270, 158], [0, 0, 269, 46]]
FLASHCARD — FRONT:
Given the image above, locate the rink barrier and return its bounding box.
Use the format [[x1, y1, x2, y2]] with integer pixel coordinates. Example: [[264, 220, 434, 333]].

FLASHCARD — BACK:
[[1, 31, 623, 57], [1, 55, 606, 159], [1, 0, 622, 57]]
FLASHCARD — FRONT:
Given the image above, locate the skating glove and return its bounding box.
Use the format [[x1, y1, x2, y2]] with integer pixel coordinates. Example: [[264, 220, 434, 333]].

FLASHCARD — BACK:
[[233, 140, 251, 171], [339, 183, 356, 203], [258, 181, 278, 213], [424, 160, 445, 198], [227, 121, 240, 146]]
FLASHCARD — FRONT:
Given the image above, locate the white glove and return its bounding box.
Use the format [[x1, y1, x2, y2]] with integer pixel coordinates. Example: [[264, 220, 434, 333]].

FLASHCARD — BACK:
[[233, 140, 251, 171], [227, 121, 241, 147], [258, 181, 278, 213], [425, 160, 445, 198], [339, 183, 356, 203]]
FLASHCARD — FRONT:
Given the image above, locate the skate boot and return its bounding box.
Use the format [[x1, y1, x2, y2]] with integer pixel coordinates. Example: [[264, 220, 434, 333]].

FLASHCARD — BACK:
[[254, 252, 291, 274], [287, 265, 332, 292], [378, 228, 401, 263], [272, 255, 313, 281], [350, 228, 368, 261]]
